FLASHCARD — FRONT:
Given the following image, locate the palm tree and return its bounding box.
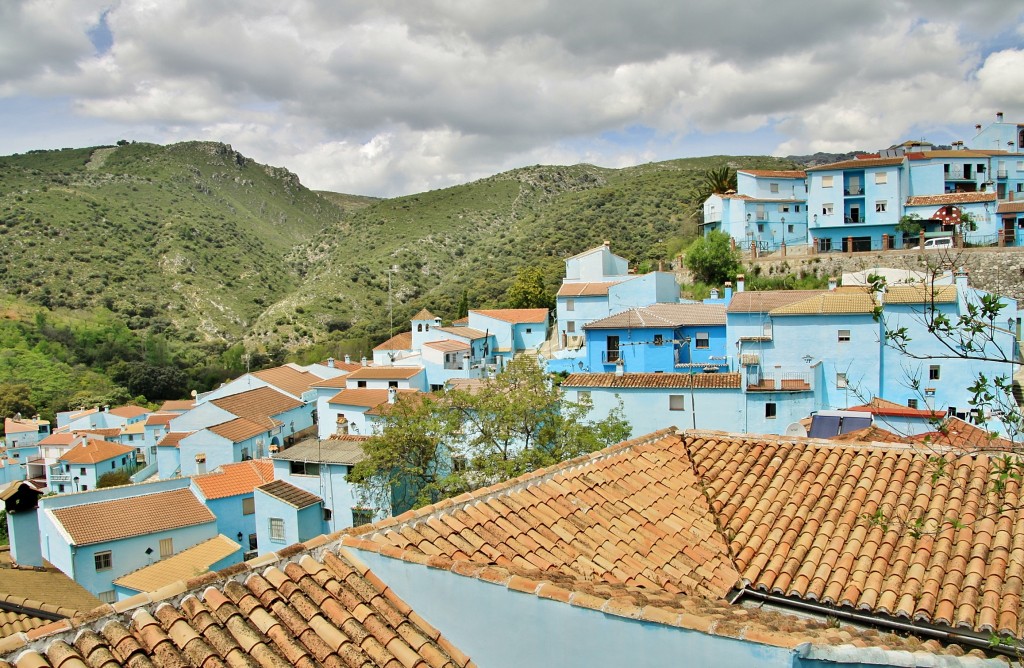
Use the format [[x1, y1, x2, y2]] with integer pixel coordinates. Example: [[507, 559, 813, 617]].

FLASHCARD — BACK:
[[691, 166, 737, 223]]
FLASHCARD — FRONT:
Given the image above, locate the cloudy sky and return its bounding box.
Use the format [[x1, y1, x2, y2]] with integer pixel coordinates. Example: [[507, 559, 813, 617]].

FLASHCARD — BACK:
[[2, 1, 1023, 197]]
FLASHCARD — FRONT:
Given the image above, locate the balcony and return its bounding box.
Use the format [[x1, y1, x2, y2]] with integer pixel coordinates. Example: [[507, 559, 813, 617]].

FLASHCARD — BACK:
[[50, 473, 71, 483], [601, 351, 621, 364], [844, 187, 863, 196], [747, 371, 812, 392]]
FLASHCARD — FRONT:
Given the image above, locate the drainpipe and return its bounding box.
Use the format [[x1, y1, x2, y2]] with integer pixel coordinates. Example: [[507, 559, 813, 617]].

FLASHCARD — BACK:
[[735, 588, 1021, 660]]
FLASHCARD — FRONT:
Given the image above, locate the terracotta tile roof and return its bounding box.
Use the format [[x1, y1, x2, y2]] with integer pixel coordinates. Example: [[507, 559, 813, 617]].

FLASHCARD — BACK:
[[911, 417, 1014, 451], [272, 437, 367, 466], [308, 375, 351, 389], [207, 417, 280, 444], [805, 156, 904, 171], [50, 488, 215, 546], [727, 290, 824, 313], [556, 281, 617, 297], [685, 431, 1024, 636], [113, 535, 241, 594], [3, 418, 48, 435], [365, 392, 425, 416], [106, 406, 150, 419], [828, 425, 908, 443], [562, 372, 741, 389], [373, 331, 413, 351], [0, 550, 103, 640], [58, 439, 134, 465], [884, 284, 958, 304], [769, 291, 876, 315], [157, 432, 191, 447], [470, 308, 549, 324], [451, 316, 470, 325], [846, 397, 944, 419], [411, 308, 438, 320], [906, 192, 998, 206], [158, 400, 195, 412], [0, 548, 475, 668], [738, 169, 807, 178], [252, 365, 323, 397], [192, 460, 275, 500], [144, 413, 177, 426], [433, 326, 488, 340], [71, 427, 120, 438], [585, 303, 725, 329], [423, 339, 470, 352], [210, 386, 304, 422], [345, 366, 423, 381], [998, 201, 1024, 214], [911, 149, 1002, 159], [256, 479, 322, 509], [328, 388, 395, 408], [349, 430, 740, 598], [36, 434, 78, 447]]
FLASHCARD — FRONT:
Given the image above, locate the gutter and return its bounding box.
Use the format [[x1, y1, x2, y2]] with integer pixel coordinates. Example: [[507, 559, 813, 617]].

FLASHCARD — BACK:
[[734, 588, 1020, 660]]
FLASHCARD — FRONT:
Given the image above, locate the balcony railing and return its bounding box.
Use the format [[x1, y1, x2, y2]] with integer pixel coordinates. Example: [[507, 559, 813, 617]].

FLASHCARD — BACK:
[[602, 351, 621, 364], [50, 473, 71, 483], [844, 187, 863, 196], [747, 371, 812, 392]]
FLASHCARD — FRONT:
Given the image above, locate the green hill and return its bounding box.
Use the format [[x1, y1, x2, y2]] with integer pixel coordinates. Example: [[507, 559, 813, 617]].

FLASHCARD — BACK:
[[0, 142, 799, 419]]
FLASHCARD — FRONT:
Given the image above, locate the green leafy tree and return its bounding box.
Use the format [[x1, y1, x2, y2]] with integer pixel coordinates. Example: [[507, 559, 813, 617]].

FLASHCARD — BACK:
[[685, 230, 741, 285], [691, 166, 737, 219], [896, 213, 923, 237], [98, 470, 132, 488], [457, 290, 470, 319], [0, 384, 36, 421], [506, 267, 554, 310], [349, 356, 631, 514]]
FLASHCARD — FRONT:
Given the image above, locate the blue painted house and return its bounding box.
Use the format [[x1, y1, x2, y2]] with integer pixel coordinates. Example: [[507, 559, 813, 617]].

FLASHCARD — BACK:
[[190, 459, 275, 560], [51, 438, 136, 494], [254, 479, 327, 554], [701, 169, 808, 251], [37, 479, 217, 602], [581, 303, 727, 374]]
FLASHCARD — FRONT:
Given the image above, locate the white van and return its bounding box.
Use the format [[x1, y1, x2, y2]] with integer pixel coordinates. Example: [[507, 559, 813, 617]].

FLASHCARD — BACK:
[[911, 237, 954, 250]]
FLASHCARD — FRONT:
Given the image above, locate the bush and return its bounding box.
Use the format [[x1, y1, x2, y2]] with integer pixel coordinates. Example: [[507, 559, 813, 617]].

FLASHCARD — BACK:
[[685, 231, 741, 285]]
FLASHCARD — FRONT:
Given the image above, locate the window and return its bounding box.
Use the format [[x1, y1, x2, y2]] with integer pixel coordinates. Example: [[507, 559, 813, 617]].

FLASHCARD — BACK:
[[269, 518, 286, 543], [875, 201, 887, 213], [875, 172, 888, 185], [242, 497, 255, 515], [452, 455, 467, 472], [416, 324, 422, 332], [289, 461, 320, 476], [822, 203, 834, 215], [357, 380, 367, 388], [567, 322, 576, 333], [929, 365, 941, 381], [977, 163, 985, 174], [769, 182, 779, 193], [653, 334, 664, 346], [159, 538, 173, 559], [695, 332, 710, 349], [779, 204, 790, 213], [111, 461, 116, 469], [606, 336, 620, 363], [565, 299, 575, 312], [352, 508, 375, 527], [525, 328, 532, 334], [838, 329, 850, 343], [822, 176, 834, 188], [388, 381, 399, 388], [248, 533, 258, 551], [576, 390, 591, 403], [762, 321, 773, 339], [57, 484, 64, 493], [836, 373, 848, 389], [669, 395, 685, 411], [794, 204, 801, 213], [788, 224, 795, 234], [80, 467, 86, 475], [81, 485, 88, 491], [757, 223, 764, 233], [765, 403, 777, 419], [756, 204, 766, 221], [98, 591, 117, 604], [907, 399, 919, 409], [94, 551, 112, 571]]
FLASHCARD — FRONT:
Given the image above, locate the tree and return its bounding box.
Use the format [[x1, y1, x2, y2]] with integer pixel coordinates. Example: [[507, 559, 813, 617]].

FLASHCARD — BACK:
[[505, 267, 554, 310], [349, 356, 631, 514], [895, 213, 923, 238], [0, 384, 36, 421], [457, 290, 469, 319], [685, 230, 741, 285], [691, 166, 737, 219]]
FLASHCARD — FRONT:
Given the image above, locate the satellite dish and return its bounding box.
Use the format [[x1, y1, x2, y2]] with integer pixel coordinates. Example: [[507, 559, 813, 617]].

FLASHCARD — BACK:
[[785, 422, 807, 437]]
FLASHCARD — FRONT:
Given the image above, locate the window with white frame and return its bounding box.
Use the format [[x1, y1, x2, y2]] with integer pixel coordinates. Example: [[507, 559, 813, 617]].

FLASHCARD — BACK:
[[94, 551, 112, 571], [875, 201, 887, 213], [838, 329, 851, 343], [836, 373, 848, 389], [695, 332, 710, 349], [159, 538, 173, 559], [779, 204, 790, 213], [822, 203, 834, 215], [269, 518, 286, 542], [875, 172, 888, 185], [669, 395, 686, 411], [822, 176, 834, 188]]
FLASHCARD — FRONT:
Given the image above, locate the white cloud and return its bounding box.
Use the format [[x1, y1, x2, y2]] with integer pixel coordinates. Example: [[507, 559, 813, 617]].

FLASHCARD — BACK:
[[1, 1, 1022, 196]]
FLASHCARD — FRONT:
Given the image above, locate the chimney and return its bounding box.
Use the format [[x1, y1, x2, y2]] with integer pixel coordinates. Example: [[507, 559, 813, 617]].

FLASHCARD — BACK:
[[997, 112, 1004, 123], [603, 240, 610, 248], [724, 281, 733, 302], [326, 357, 335, 368], [614, 359, 624, 377], [954, 267, 969, 291], [388, 387, 397, 404], [736, 274, 745, 293], [828, 277, 837, 291], [710, 288, 719, 300], [344, 354, 351, 364], [360, 356, 368, 367]]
